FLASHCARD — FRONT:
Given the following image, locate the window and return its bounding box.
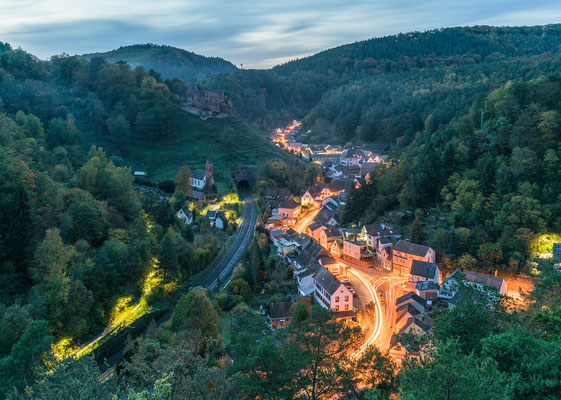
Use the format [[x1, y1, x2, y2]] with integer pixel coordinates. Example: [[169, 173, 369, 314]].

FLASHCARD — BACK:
[[335, 296, 339, 302], [335, 305, 339, 311], [345, 295, 349, 301], [345, 304, 349, 310]]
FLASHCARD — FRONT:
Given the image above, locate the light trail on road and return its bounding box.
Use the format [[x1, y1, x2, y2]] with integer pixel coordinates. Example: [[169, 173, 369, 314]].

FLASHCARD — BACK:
[[348, 268, 385, 359], [295, 209, 319, 233]]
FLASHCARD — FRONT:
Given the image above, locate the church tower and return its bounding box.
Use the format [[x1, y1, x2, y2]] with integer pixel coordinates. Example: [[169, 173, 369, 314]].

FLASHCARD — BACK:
[[205, 147, 213, 187]]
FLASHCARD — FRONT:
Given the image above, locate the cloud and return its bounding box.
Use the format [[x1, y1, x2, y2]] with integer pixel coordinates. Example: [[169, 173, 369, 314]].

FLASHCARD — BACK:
[[1, 0, 561, 68]]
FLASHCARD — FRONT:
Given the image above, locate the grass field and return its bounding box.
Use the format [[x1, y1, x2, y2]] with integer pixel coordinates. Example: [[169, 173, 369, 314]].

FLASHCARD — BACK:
[[87, 112, 289, 193]]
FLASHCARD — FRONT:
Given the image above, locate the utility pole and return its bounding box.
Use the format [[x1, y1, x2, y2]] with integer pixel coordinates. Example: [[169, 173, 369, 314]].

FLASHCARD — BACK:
[[480, 109, 485, 131]]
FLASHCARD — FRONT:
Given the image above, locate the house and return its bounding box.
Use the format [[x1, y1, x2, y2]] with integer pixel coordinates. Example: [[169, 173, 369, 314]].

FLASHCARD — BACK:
[[395, 303, 423, 332], [330, 240, 342, 258], [190, 169, 207, 190], [263, 187, 294, 209], [307, 222, 327, 241], [360, 162, 381, 178], [392, 240, 436, 275], [327, 164, 343, 178], [378, 245, 393, 270], [370, 154, 389, 164], [188, 190, 206, 202], [269, 229, 285, 245], [313, 205, 339, 227], [340, 148, 362, 167], [319, 227, 342, 250], [206, 210, 226, 229], [439, 270, 507, 301], [278, 199, 301, 222], [267, 302, 293, 329], [295, 262, 321, 296], [319, 256, 340, 274], [410, 260, 440, 284], [398, 317, 431, 334], [361, 223, 401, 250], [395, 292, 427, 314], [133, 171, 148, 178], [176, 206, 193, 225], [415, 281, 439, 303], [343, 240, 367, 261], [313, 267, 353, 312]]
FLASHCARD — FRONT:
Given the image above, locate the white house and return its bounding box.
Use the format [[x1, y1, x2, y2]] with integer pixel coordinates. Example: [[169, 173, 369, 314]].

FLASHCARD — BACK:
[[295, 263, 321, 296], [313, 267, 353, 312], [361, 223, 400, 250], [206, 210, 226, 229], [176, 206, 193, 225], [439, 270, 507, 302], [190, 169, 207, 190]]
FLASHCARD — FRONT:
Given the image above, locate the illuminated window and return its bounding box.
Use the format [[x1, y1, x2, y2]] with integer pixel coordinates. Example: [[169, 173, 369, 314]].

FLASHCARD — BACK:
[[335, 296, 339, 302], [345, 296, 349, 301], [345, 304, 349, 310], [335, 305, 339, 311]]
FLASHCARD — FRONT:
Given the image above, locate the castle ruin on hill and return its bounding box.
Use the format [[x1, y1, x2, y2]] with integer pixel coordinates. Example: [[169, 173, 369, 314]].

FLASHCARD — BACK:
[[181, 87, 233, 120]]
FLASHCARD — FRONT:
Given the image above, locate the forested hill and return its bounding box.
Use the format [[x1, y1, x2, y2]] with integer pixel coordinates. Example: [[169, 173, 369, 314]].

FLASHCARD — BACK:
[[82, 44, 238, 82], [205, 24, 561, 143]]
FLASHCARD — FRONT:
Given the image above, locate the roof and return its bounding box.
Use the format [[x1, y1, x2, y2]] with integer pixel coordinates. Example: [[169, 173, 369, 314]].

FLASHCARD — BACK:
[[396, 291, 427, 308], [410, 260, 438, 279], [363, 223, 400, 237], [314, 267, 344, 296], [393, 240, 432, 257], [400, 317, 431, 333], [342, 148, 362, 159], [206, 210, 217, 219], [360, 162, 381, 176], [296, 262, 322, 278], [192, 169, 206, 180], [189, 190, 205, 200], [302, 238, 326, 259], [322, 226, 341, 238], [308, 222, 326, 232], [314, 207, 338, 225], [269, 302, 293, 320], [444, 270, 506, 293], [396, 304, 421, 324], [416, 280, 439, 291], [379, 236, 392, 245], [179, 206, 193, 216], [319, 256, 337, 266], [279, 199, 300, 209]]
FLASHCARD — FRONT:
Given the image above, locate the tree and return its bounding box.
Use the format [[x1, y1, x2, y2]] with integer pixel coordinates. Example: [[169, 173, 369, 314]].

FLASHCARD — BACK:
[[0, 320, 53, 396], [158, 229, 179, 281], [175, 165, 192, 195], [304, 163, 322, 186], [172, 287, 219, 339], [432, 297, 496, 355], [18, 356, 117, 400], [235, 305, 363, 400], [399, 339, 512, 400], [355, 346, 396, 396], [409, 210, 425, 244]]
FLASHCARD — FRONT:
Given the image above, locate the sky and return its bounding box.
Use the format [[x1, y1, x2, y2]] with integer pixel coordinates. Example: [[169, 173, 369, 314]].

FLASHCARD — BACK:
[[2, 0, 561, 68]]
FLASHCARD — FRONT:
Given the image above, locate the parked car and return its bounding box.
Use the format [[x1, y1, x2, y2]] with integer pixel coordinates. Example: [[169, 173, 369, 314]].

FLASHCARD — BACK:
[[341, 279, 351, 286], [349, 288, 357, 296]]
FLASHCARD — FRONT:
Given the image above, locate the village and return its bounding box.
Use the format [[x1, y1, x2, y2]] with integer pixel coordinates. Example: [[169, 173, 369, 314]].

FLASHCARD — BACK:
[[261, 120, 511, 361]]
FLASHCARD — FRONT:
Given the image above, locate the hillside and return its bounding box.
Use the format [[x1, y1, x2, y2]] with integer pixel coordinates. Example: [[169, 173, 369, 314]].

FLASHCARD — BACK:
[[0, 42, 282, 192], [205, 25, 561, 143], [82, 44, 238, 82]]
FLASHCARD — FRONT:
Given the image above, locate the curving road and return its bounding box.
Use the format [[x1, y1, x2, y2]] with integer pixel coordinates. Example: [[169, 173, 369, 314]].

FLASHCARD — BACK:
[[200, 188, 258, 291]]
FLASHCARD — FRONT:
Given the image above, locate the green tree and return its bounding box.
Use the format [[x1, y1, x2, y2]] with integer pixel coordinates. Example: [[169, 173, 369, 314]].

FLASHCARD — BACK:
[[399, 339, 511, 400], [172, 287, 219, 339], [158, 229, 179, 281], [174, 165, 192, 195]]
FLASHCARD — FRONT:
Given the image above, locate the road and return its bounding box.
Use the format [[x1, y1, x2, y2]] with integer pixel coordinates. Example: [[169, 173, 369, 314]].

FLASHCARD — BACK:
[[339, 261, 408, 357], [295, 209, 319, 233], [200, 188, 258, 291]]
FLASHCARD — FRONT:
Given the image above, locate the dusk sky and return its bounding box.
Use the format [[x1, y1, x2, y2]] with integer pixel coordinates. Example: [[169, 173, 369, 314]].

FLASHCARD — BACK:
[[2, 0, 561, 68]]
